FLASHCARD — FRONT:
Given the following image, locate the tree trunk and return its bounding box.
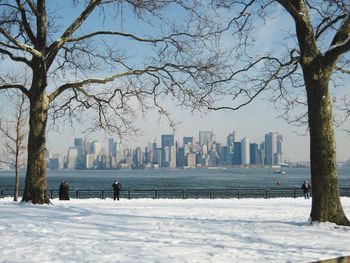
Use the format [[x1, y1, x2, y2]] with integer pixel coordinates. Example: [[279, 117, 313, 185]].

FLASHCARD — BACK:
[[305, 65, 349, 225], [14, 154, 19, 202], [22, 92, 50, 204]]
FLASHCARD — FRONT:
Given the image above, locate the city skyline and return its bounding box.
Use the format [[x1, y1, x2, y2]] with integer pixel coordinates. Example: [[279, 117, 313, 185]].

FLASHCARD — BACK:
[[46, 129, 289, 170]]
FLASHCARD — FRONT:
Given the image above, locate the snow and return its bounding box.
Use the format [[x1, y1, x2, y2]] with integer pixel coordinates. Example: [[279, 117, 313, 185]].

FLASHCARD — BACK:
[[1, 197, 350, 263]]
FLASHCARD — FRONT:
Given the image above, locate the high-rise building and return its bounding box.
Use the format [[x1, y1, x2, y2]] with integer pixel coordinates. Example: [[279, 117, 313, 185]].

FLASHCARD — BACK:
[[153, 148, 162, 165], [91, 141, 101, 155], [186, 153, 197, 168], [67, 147, 78, 169], [265, 132, 283, 166], [276, 134, 283, 164], [133, 146, 143, 167], [161, 134, 174, 149], [199, 131, 213, 146], [169, 146, 177, 168], [85, 140, 92, 153], [249, 143, 260, 165], [108, 138, 117, 157], [177, 147, 185, 167], [49, 154, 64, 170], [86, 153, 97, 169], [232, 142, 242, 165], [161, 135, 174, 166], [241, 138, 250, 165], [183, 136, 194, 145], [227, 131, 237, 148]]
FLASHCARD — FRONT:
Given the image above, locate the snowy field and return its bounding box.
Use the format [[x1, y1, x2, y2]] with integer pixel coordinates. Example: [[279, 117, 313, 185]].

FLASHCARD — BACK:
[[0, 197, 350, 263]]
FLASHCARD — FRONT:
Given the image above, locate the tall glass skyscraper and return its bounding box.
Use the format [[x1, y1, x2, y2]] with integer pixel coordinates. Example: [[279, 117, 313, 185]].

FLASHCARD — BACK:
[[161, 135, 174, 167], [241, 138, 250, 165], [161, 134, 174, 149], [265, 132, 283, 166], [199, 131, 213, 146]]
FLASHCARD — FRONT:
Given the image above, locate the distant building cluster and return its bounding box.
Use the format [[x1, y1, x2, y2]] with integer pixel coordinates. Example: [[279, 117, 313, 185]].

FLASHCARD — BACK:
[[46, 131, 285, 170]]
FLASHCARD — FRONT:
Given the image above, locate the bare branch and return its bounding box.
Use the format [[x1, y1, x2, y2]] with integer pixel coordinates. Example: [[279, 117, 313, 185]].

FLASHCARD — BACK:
[[0, 47, 31, 65], [316, 14, 347, 40], [0, 83, 30, 98], [46, 0, 102, 67], [325, 14, 350, 60], [0, 27, 42, 58], [15, 0, 36, 44]]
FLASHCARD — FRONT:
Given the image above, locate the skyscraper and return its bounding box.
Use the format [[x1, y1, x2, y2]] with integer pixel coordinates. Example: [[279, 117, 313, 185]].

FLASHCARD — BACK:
[[241, 138, 250, 165], [232, 142, 242, 165], [161, 135, 174, 149], [183, 136, 194, 145], [161, 135, 174, 167], [108, 138, 117, 157], [265, 132, 276, 165], [249, 143, 260, 165], [265, 132, 283, 166], [91, 141, 101, 155], [227, 131, 237, 148], [67, 147, 78, 169], [199, 131, 213, 146]]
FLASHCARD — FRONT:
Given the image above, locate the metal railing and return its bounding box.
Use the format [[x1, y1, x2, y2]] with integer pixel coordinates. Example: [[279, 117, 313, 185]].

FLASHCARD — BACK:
[[1, 187, 350, 199]]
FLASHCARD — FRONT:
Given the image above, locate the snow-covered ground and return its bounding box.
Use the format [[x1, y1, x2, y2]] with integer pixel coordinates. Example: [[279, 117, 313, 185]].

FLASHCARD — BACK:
[[0, 197, 349, 263]]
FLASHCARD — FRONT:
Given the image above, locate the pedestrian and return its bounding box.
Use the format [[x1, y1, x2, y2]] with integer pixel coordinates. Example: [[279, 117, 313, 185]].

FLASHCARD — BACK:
[[301, 179, 311, 199], [112, 180, 121, 201], [59, 181, 70, 200]]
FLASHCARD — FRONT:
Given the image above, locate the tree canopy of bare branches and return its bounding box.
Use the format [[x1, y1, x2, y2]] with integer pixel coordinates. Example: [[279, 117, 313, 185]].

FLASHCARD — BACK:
[[196, 0, 350, 225], [0, 91, 28, 201], [0, 0, 227, 204]]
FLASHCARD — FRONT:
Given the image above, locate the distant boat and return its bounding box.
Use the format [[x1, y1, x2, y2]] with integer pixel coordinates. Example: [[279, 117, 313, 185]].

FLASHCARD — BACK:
[[273, 169, 286, 174]]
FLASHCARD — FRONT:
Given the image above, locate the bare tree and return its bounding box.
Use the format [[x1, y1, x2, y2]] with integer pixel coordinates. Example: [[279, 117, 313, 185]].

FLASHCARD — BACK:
[[0, 1, 224, 203], [197, 0, 349, 225], [0, 92, 28, 202]]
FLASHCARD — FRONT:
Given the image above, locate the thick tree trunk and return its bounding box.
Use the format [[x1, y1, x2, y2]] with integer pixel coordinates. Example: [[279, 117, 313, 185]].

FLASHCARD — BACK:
[[305, 66, 349, 225], [22, 92, 50, 204]]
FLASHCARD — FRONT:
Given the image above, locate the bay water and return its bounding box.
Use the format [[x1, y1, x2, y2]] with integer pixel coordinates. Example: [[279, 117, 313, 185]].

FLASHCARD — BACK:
[[1, 167, 350, 191]]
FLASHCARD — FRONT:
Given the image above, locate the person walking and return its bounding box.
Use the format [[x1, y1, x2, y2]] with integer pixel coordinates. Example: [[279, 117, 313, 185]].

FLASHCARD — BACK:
[[112, 180, 121, 201], [301, 180, 311, 199]]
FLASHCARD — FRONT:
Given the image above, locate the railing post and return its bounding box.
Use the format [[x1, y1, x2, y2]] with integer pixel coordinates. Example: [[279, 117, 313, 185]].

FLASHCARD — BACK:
[[102, 190, 105, 199], [0, 189, 3, 198], [154, 190, 158, 199], [75, 190, 79, 199], [128, 190, 131, 200], [265, 189, 269, 199], [237, 189, 240, 199], [50, 190, 53, 199], [182, 190, 185, 199], [293, 188, 297, 198]]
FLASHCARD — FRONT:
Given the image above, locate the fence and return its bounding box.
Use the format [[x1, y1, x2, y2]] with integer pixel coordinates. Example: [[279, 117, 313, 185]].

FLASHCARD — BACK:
[[2, 187, 350, 199]]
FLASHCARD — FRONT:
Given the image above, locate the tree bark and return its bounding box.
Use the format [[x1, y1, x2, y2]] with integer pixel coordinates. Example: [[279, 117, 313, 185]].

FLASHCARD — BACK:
[[22, 89, 50, 204], [304, 63, 349, 225], [14, 153, 19, 202]]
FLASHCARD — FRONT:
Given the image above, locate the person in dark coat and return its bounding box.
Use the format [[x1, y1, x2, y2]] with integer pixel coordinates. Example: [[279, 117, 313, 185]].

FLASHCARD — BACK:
[[112, 180, 121, 201], [59, 181, 70, 200], [301, 180, 311, 199]]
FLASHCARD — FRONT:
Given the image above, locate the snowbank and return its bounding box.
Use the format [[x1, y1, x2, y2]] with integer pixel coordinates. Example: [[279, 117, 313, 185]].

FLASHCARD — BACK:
[[0, 197, 349, 262]]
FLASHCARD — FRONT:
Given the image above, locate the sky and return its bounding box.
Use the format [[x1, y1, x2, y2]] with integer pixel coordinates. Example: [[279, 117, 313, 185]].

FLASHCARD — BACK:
[[1, 197, 350, 262], [1, 1, 350, 163], [46, 96, 349, 163], [46, 2, 350, 162]]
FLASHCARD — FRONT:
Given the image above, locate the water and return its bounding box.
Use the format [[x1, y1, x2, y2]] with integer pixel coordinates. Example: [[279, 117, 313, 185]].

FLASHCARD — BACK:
[[1, 167, 350, 190]]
